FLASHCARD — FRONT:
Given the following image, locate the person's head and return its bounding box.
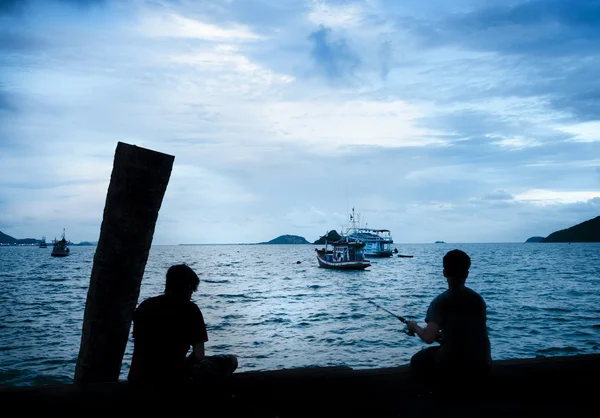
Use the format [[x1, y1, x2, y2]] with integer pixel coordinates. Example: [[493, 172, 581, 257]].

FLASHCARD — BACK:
[[443, 249, 471, 287], [165, 264, 200, 298]]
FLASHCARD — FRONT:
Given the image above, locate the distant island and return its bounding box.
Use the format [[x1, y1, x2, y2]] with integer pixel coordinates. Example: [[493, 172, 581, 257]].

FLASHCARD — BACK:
[[435, 241, 446, 244], [257, 235, 310, 244], [525, 236, 544, 243], [313, 230, 342, 245], [0, 230, 96, 246], [0, 230, 41, 245], [525, 216, 600, 243]]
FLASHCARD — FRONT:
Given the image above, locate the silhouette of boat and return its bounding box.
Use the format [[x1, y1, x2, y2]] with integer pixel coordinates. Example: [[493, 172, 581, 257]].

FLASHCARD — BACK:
[[51, 229, 70, 257], [39, 237, 47, 248], [315, 236, 371, 270]]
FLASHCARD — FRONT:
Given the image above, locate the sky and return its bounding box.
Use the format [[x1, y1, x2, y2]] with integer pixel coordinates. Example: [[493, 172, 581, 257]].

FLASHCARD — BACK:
[[1, 0, 599, 245]]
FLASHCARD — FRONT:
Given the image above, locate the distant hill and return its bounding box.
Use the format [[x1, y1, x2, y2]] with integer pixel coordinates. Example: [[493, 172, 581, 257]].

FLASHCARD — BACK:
[[540, 216, 600, 243], [0, 230, 41, 245], [313, 230, 342, 245], [0, 230, 17, 244], [258, 235, 310, 244], [525, 236, 544, 243], [0, 230, 96, 246]]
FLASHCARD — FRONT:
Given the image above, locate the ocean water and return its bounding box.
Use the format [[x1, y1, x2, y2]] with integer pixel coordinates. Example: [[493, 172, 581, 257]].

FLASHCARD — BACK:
[[1, 243, 599, 387]]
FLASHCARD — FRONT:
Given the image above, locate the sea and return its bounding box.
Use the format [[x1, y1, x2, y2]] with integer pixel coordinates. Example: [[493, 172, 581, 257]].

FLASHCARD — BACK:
[[1, 243, 599, 387]]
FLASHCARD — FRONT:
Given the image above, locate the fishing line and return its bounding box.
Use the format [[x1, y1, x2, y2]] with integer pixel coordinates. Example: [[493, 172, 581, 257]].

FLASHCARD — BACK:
[[367, 300, 415, 336]]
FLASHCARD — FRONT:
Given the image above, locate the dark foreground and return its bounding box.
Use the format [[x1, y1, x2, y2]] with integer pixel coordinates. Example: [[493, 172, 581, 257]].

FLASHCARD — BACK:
[[2, 354, 598, 417]]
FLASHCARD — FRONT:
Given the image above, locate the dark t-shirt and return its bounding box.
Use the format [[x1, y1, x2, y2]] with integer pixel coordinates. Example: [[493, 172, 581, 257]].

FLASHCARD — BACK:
[[128, 293, 208, 385], [425, 286, 492, 368]]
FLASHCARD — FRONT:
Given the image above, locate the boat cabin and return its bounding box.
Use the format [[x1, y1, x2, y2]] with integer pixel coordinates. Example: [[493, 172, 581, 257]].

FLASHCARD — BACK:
[[320, 239, 367, 262]]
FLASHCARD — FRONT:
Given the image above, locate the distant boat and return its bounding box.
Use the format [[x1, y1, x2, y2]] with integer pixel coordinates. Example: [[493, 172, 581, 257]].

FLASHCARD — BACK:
[[39, 237, 47, 248], [315, 236, 371, 270], [51, 229, 70, 257], [346, 208, 394, 258]]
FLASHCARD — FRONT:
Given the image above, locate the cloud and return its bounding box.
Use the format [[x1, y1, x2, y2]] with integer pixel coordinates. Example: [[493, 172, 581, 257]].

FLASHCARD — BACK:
[[399, 0, 600, 122], [514, 189, 600, 205], [308, 25, 361, 83], [378, 40, 393, 80], [257, 99, 442, 150], [483, 190, 514, 201], [1, 0, 107, 14], [0, 0, 21, 14], [0, 90, 16, 112], [308, 0, 365, 29], [137, 12, 262, 41], [284, 206, 331, 230], [410, 0, 600, 57], [557, 121, 600, 143], [2, 0, 599, 245]]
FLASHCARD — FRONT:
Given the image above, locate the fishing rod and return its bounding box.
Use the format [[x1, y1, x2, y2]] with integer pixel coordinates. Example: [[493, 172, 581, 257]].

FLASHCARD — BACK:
[[367, 300, 415, 336]]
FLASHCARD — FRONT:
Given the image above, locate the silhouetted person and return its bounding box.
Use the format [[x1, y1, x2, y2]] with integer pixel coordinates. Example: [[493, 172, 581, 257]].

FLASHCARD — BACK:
[[128, 264, 237, 396], [406, 249, 491, 398]]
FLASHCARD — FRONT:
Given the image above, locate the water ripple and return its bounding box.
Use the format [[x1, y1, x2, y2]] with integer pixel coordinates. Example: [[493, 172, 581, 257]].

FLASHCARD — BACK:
[[1, 243, 599, 386]]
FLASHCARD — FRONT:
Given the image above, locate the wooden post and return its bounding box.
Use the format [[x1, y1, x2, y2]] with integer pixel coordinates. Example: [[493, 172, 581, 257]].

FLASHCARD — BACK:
[[74, 142, 174, 384]]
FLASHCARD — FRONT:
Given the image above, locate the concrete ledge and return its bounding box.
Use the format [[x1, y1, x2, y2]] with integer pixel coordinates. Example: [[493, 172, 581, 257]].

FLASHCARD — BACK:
[[2, 354, 598, 417]]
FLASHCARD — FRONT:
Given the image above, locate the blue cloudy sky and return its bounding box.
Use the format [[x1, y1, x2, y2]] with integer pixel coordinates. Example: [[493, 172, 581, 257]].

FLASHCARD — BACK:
[[1, 0, 599, 244]]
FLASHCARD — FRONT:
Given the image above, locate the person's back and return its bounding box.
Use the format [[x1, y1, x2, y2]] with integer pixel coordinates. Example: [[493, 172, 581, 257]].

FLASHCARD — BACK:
[[128, 263, 237, 400], [128, 292, 207, 385], [427, 286, 491, 371], [407, 249, 491, 397]]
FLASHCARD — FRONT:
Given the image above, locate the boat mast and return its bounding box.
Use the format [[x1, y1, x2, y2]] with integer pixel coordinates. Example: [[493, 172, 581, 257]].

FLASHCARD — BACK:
[[350, 207, 358, 232]]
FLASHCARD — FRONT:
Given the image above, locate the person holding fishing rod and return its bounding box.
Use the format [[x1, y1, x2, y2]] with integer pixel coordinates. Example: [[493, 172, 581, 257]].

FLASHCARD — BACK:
[[404, 249, 492, 397]]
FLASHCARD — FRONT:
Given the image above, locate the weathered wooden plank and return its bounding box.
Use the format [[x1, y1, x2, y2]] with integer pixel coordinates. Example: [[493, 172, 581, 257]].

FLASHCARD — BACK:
[[74, 142, 174, 384]]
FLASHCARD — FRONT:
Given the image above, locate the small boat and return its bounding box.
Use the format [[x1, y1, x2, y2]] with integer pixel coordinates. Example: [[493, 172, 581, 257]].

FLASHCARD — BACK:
[[397, 254, 413, 258], [315, 236, 371, 270], [51, 229, 70, 257], [346, 208, 394, 258], [39, 237, 47, 248]]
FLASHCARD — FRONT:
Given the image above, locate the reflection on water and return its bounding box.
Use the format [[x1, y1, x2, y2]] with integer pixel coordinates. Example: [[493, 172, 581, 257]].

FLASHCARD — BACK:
[[1, 243, 599, 386]]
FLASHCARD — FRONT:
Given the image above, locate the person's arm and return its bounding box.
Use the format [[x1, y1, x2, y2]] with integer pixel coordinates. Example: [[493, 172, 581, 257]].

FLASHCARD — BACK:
[[192, 342, 205, 361], [407, 295, 444, 344], [190, 303, 209, 361], [406, 320, 440, 344]]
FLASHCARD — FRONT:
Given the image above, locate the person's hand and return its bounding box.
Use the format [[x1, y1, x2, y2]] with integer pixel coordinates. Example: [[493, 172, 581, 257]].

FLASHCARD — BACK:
[[406, 320, 418, 333]]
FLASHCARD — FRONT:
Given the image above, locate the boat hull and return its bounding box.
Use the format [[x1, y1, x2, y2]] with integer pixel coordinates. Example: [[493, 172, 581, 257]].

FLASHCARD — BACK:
[[51, 252, 69, 257], [51, 230, 69, 257], [316, 255, 370, 270], [363, 251, 393, 258], [51, 245, 70, 257]]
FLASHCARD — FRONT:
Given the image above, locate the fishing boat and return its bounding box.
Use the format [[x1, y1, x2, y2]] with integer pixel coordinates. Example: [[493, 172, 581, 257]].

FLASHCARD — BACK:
[[315, 236, 371, 270], [51, 229, 70, 257], [346, 208, 394, 258], [39, 237, 47, 248]]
